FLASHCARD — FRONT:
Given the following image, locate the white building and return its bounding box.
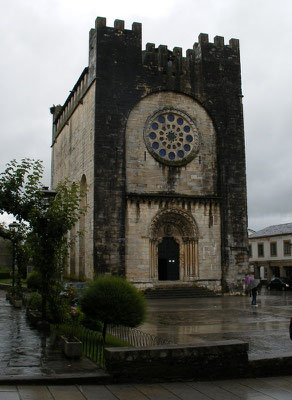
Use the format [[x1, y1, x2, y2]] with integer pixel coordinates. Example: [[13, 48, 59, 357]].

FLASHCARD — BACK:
[[249, 223, 292, 281]]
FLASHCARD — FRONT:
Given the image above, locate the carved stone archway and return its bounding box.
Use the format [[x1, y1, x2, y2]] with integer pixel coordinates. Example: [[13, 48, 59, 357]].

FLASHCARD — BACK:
[[149, 208, 199, 281]]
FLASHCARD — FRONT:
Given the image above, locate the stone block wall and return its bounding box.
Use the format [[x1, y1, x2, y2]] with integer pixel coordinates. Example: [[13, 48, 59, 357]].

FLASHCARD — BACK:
[[104, 340, 249, 382], [126, 199, 221, 288], [126, 91, 217, 196], [51, 80, 95, 279]]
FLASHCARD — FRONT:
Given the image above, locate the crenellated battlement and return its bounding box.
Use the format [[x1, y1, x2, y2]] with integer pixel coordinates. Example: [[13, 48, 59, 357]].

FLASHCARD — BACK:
[[194, 32, 239, 51], [93, 16, 142, 34], [51, 67, 89, 142], [52, 17, 241, 142], [142, 33, 239, 70]]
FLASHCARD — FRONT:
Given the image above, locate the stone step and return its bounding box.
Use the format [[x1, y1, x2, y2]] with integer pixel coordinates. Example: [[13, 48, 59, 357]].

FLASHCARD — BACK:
[[144, 285, 219, 299]]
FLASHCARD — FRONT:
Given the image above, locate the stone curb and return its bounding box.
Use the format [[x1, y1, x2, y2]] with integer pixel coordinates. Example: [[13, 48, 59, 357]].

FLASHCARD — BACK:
[[2, 355, 292, 385], [0, 372, 112, 385]]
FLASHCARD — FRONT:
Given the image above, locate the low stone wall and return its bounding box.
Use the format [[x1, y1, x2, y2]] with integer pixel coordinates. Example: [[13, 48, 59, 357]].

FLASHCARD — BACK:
[[104, 340, 249, 382], [249, 353, 292, 377]]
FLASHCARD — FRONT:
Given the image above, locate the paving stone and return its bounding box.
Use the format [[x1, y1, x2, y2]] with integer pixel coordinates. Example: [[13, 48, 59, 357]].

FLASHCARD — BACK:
[[3, 367, 44, 376], [9, 358, 40, 367], [48, 385, 86, 400], [211, 378, 264, 397], [188, 382, 240, 400], [260, 376, 292, 393], [0, 392, 20, 400], [79, 384, 118, 400], [106, 384, 149, 400], [17, 385, 54, 400], [134, 383, 182, 399], [0, 386, 17, 392], [237, 378, 292, 400], [161, 382, 212, 400]]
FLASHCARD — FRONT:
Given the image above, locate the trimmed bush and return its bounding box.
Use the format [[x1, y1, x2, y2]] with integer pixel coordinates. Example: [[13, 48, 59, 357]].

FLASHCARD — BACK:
[[80, 275, 146, 341], [82, 316, 103, 332], [27, 271, 42, 291]]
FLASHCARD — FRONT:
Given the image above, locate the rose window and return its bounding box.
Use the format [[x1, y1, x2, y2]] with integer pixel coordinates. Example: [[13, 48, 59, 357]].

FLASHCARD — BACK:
[[144, 108, 200, 166]]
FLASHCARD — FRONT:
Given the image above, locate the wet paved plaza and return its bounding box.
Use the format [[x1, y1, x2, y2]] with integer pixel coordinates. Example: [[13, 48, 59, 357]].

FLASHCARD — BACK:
[[1, 287, 292, 378], [141, 288, 292, 356], [2, 288, 292, 398], [0, 290, 102, 379]]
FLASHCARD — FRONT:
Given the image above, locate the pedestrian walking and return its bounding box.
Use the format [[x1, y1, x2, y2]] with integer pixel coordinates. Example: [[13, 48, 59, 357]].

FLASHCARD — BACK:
[[251, 286, 258, 306], [247, 279, 260, 306], [245, 274, 254, 294]]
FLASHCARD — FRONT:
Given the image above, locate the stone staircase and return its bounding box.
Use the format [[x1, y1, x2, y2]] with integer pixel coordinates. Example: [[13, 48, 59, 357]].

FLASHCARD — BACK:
[[143, 284, 220, 299]]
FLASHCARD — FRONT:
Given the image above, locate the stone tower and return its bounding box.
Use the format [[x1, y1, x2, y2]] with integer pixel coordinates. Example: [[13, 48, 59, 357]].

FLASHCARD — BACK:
[[51, 17, 248, 292]]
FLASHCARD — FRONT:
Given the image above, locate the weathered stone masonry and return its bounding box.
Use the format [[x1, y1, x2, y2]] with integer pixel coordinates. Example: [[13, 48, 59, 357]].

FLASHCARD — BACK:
[[51, 17, 248, 292]]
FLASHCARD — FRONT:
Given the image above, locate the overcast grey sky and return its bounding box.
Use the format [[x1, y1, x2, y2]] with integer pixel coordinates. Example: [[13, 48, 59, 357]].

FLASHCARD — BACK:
[[1, 0, 292, 231]]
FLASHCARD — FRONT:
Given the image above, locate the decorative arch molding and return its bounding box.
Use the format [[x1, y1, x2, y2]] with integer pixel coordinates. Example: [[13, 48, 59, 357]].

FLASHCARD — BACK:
[[149, 207, 199, 239], [149, 207, 199, 281]]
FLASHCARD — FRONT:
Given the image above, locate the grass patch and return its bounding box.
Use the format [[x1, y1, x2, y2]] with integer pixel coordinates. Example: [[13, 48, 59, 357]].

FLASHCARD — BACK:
[[0, 278, 27, 288], [0, 278, 12, 284], [104, 333, 130, 347]]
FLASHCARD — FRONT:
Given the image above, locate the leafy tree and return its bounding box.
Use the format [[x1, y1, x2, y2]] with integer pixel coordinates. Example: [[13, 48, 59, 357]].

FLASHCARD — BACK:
[[0, 159, 86, 325], [80, 275, 146, 341], [0, 221, 29, 296], [0, 159, 44, 221]]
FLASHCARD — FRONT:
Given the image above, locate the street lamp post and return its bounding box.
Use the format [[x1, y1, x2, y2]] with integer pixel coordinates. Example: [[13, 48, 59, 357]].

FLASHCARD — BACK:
[[39, 186, 57, 207], [9, 221, 20, 289]]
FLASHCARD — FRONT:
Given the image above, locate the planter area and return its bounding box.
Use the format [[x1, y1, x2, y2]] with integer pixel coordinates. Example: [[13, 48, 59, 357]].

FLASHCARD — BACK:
[[12, 299, 22, 308], [6, 292, 23, 308], [60, 335, 83, 359]]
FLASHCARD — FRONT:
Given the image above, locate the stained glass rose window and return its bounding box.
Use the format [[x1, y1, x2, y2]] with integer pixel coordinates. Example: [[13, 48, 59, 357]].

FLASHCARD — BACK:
[[144, 108, 200, 166]]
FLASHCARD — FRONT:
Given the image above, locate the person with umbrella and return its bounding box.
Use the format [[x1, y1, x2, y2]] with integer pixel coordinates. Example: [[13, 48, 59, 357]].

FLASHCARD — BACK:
[[247, 279, 260, 306]]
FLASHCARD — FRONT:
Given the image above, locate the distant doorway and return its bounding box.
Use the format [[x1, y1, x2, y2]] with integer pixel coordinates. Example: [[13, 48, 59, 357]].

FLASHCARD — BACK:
[[271, 266, 280, 278], [158, 237, 179, 280]]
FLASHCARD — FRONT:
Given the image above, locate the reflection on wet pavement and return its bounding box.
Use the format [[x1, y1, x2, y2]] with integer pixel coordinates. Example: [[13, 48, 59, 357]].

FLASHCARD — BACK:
[[141, 288, 292, 356], [0, 290, 101, 377]]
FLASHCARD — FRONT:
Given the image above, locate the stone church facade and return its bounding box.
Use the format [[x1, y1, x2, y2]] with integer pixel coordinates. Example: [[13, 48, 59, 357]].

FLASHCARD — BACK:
[[50, 17, 248, 292]]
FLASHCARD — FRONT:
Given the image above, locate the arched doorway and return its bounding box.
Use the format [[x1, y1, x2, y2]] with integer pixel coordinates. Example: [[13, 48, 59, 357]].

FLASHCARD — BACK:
[[149, 207, 199, 282], [158, 237, 179, 280]]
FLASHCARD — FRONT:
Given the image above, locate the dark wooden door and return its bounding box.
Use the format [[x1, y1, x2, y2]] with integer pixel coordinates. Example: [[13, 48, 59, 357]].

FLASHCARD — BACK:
[[158, 237, 179, 280]]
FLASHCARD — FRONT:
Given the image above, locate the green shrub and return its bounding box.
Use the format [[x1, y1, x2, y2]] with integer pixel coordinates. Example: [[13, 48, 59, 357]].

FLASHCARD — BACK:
[[82, 316, 103, 332], [80, 275, 146, 341], [47, 282, 71, 325], [27, 289, 70, 325], [27, 292, 42, 311], [27, 271, 42, 291]]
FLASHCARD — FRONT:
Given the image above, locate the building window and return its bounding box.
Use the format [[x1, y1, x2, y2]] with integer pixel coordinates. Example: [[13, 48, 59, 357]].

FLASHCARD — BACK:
[[270, 242, 277, 257], [284, 240, 291, 256], [258, 243, 264, 257], [144, 108, 200, 166], [248, 245, 252, 258]]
